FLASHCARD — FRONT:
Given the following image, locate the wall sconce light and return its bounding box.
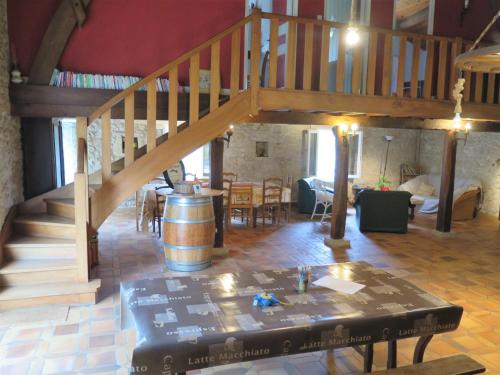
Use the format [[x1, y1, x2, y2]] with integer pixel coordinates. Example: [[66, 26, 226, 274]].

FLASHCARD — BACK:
[[339, 122, 360, 136], [452, 113, 471, 144], [221, 124, 234, 147]]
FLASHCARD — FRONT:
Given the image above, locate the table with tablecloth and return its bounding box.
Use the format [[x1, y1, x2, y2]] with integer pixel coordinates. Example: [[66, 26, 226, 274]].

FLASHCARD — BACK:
[[121, 261, 463, 374]]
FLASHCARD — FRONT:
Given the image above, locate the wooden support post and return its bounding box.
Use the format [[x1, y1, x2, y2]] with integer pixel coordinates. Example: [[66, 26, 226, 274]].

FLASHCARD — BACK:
[[436, 130, 457, 232], [250, 8, 262, 114], [210, 138, 224, 248], [330, 127, 349, 239]]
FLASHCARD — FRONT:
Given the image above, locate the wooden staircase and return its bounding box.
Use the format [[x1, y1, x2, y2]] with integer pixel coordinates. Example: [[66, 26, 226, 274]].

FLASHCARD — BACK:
[[0, 198, 100, 309], [2, 9, 499, 310]]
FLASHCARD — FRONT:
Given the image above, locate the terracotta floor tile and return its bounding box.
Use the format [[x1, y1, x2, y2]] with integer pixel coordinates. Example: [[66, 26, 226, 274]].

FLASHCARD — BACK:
[[3, 208, 500, 374]]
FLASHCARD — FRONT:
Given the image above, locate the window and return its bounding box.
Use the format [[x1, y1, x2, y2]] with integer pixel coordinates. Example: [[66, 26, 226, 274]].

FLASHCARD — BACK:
[[307, 129, 363, 181], [182, 144, 210, 179]]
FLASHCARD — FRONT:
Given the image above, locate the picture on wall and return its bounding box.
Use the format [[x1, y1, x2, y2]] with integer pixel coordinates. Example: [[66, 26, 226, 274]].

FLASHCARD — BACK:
[[256, 141, 269, 157]]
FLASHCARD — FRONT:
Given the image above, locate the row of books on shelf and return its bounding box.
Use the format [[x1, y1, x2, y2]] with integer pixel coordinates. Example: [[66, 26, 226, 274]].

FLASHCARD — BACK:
[[49, 69, 182, 92]]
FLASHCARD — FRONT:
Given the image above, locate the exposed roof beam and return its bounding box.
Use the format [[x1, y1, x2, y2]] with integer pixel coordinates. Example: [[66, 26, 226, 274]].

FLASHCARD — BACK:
[[29, 0, 91, 84]]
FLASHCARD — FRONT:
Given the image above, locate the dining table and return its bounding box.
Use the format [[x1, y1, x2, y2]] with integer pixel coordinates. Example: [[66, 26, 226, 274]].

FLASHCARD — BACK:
[[121, 261, 463, 374]]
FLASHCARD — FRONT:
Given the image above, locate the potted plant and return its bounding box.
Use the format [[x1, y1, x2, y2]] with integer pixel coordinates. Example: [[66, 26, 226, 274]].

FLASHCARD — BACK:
[[376, 175, 391, 191]]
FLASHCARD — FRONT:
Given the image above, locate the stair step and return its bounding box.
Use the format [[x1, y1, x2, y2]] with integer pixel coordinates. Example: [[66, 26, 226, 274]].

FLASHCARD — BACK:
[[13, 213, 76, 239], [0, 259, 77, 286], [4, 236, 76, 260], [0, 279, 101, 310], [45, 198, 75, 219]]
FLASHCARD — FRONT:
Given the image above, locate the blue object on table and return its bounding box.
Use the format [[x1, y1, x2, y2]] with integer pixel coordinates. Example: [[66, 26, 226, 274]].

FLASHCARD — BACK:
[[253, 293, 281, 307]]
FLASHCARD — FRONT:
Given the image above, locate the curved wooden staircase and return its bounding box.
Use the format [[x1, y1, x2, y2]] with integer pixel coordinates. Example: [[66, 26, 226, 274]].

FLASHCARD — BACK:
[[2, 9, 499, 309]]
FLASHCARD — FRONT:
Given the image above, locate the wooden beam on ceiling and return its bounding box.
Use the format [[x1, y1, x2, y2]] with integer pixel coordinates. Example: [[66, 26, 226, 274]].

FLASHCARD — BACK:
[[239, 111, 500, 132], [29, 0, 91, 84], [258, 88, 500, 123]]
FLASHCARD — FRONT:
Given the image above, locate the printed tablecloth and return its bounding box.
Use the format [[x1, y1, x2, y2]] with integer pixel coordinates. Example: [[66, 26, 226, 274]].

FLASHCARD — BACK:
[[121, 262, 462, 374]]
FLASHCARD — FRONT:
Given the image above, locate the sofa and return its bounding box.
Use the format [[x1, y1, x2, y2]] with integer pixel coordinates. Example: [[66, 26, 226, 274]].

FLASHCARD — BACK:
[[354, 190, 412, 233], [397, 174, 482, 220], [297, 177, 334, 214]]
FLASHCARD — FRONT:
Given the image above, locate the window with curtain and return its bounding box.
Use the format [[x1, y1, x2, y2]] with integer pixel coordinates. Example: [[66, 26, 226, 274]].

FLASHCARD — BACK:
[[307, 129, 363, 181]]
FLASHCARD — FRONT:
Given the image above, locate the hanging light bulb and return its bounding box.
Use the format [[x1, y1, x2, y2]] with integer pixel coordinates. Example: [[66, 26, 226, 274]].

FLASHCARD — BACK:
[[345, 27, 360, 47]]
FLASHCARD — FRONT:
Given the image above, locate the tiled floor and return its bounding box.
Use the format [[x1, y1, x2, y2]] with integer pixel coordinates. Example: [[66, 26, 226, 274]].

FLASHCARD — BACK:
[[0, 208, 499, 374]]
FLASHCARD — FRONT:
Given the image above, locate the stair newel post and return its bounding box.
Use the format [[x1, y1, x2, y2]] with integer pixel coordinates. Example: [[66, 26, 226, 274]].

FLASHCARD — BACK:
[[75, 117, 90, 281], [250, 8, 262, 115]]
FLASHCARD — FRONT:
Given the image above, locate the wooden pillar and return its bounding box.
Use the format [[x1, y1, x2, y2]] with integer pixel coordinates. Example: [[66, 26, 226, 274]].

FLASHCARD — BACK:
[[436, 130, 457, 232], [210, 138, 224, 248], [331, 127, 349, 239]]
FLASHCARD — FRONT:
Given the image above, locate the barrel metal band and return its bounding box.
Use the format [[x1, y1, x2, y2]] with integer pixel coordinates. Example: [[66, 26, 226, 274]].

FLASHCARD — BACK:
[[163, 244, 212, 251], [162, 217, 215, 224]]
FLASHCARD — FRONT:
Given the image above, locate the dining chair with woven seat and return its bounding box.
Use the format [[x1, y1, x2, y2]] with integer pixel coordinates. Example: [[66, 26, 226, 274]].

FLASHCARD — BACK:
[[223, 172, 238, 182], [262, 177, 283, 227], [229, 184, 254, 227]]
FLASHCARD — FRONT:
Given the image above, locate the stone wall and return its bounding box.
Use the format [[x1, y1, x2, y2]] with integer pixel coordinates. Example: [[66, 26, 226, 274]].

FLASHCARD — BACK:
[[349, 127, 420, 195], [0, 0, 23, 227], [223, 124, 420, 200], [223, 124, 308, 184], [419, 130, 500, 217]]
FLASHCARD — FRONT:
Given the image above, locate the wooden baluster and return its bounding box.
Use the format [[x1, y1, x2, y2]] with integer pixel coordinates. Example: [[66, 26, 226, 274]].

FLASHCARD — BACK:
[[396, 35, 407, 97], [250, 9, 261, 114], [448, 37, 462, 98], [303, 22, 314, 91], [147, 80, 157, 151], [411, 37, 421, 98], [351, 40, 362, 95], [124, 94, 134, 167], [210, 41, 221, 112], [423, 39, 434, 99], [366, 31, 378, 95], [487, 73, 495, 104], [336, 28, 346, 93], [285, 19, 297, 89], [75, 116, 90, 270], [230, 28, 241, 98], [269, 18, 279, 88], [437, 39, 448, 100], [319, 24, 330, 92], [475, 72, 484, 103], [101, 109, 111, 183], [382, 33, 393, 96], [190, 52, 200, 123], [169, 66, 178, 136]]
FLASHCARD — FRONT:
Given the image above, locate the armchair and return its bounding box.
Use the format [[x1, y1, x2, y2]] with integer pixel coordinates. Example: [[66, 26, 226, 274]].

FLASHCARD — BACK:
[[354, 190, 412, 233]]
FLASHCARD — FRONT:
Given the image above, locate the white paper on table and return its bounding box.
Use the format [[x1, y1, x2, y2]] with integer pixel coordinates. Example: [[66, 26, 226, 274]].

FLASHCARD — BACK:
[[312, 275, 365, 295]]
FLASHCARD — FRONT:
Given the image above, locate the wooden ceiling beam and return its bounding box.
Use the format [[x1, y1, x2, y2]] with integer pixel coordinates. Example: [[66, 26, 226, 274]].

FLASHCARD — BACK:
[[29, 0, 91, 84], [239, 111, 500, 132]]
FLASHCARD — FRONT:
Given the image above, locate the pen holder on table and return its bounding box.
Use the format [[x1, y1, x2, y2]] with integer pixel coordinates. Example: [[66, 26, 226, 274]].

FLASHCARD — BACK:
[[297, 266, 311, 293]]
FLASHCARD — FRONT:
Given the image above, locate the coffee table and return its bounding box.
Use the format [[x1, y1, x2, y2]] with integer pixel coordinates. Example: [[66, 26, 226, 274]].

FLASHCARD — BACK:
[[121, 262, 462, 374]]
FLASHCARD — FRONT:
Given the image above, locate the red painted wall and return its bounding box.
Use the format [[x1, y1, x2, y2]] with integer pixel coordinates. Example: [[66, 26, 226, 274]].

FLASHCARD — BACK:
[[8, 0, 245, 86], [433, 0, 499, 43], [370, 0, 394, 28]]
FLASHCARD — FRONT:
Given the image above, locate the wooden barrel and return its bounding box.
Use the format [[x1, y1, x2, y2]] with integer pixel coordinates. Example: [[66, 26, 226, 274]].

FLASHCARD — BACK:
[[162, 195, 214, 271]]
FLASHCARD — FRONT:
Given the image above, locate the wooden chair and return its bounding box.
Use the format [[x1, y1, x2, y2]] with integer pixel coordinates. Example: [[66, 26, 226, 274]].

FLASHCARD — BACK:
[[153, 191, 166, 238], [222, 179, 233, 229], [229, 184, 254, 227], [223, 172, 238, 182], [262, 177, 283, 227]]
